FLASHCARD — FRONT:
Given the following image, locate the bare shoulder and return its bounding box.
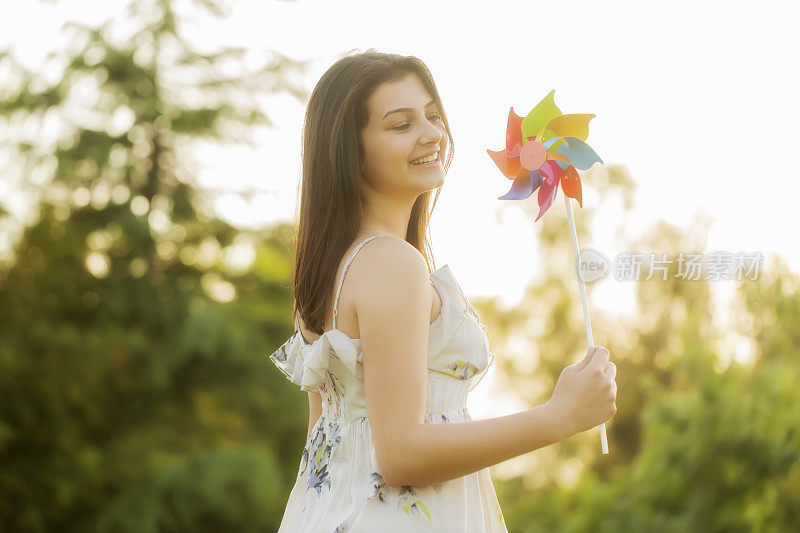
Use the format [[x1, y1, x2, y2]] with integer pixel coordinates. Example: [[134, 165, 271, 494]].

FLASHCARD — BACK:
[[349, 235, 430, 312], [357, 234, 428, 271]]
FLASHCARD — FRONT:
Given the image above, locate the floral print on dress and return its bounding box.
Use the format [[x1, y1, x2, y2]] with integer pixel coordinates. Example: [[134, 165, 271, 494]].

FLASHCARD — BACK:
[[322, 370, 345, 421], [297, 368, 351, 516], [400, 486, 432, 519], [367, 472, 433, 520], [270, 334, 293, 366], [299, 409, 344, 515], [367, 472, 387, 504], [424, 411, 451, 424], [303, 422, 335, 493], [435, 357, 480, 380]]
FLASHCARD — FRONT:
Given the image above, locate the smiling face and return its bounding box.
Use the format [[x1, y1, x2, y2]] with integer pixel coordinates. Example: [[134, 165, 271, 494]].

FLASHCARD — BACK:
[[360, 73, 447, 196]]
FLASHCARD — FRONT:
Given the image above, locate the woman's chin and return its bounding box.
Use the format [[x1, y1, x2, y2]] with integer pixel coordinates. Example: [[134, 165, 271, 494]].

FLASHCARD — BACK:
[[410, 170, 443, 186]]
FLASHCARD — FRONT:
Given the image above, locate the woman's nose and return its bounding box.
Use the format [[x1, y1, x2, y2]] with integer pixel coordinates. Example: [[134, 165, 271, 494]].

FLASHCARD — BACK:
[[420, 120, 443, 144]]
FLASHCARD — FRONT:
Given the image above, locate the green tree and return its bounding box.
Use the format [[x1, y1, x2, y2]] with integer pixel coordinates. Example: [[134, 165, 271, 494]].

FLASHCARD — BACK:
[[0, 1, 313, 530]]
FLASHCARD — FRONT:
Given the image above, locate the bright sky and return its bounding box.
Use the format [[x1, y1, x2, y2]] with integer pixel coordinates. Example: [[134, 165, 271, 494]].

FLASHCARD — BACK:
[[3, 0, 799, 468]]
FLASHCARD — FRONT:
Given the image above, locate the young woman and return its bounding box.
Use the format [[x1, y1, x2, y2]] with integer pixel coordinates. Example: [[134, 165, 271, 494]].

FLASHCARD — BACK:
[[270, 50, 617, 532]]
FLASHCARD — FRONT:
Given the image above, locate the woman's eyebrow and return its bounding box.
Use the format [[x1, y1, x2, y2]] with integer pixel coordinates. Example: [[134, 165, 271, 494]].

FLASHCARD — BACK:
[[383, 99, 437, 119]]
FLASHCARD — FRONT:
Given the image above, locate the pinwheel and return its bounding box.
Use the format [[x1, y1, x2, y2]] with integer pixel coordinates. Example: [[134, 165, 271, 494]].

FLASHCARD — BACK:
[[487, 90, 610, 454], [488, 90, 602, 221]]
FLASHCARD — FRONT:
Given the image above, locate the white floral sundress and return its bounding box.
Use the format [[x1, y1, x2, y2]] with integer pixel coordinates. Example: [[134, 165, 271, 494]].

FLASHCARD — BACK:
[[269, 235, 507, 532]]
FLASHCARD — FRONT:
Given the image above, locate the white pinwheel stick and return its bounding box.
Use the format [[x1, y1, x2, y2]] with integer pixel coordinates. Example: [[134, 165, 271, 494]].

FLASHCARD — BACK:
[[564, 194, 610, 455]]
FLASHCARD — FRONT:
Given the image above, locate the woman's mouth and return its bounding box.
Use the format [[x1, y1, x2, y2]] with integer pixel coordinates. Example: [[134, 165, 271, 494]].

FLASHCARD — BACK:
[[409, 152, 440, 168]]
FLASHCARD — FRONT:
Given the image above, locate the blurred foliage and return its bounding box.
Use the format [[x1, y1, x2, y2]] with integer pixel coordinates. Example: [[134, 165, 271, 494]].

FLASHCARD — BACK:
[[0, 0, 310, 531], [475, 165, 800, 531]]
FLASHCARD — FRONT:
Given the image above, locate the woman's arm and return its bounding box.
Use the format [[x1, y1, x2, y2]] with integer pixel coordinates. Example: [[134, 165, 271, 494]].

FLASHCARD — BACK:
[[386, 402, 570, 486], [307, 391, 322, 439], [354, 237, 575, 488]]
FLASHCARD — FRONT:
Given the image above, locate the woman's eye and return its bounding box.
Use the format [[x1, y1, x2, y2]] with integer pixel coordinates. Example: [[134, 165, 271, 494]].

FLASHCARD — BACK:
[[393, 114, 442, 130]]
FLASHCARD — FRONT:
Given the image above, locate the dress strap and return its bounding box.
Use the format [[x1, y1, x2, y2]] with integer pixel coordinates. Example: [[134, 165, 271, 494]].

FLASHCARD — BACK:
[[333, 235, 390, 329]]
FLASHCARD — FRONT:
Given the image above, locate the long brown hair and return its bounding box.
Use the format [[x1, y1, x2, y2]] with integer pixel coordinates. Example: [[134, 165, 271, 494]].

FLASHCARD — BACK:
[[291, 49, 455, 336]]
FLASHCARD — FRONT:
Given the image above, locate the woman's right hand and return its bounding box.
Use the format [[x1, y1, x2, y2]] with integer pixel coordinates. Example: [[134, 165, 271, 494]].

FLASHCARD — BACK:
[[546, 346, 617, 438]]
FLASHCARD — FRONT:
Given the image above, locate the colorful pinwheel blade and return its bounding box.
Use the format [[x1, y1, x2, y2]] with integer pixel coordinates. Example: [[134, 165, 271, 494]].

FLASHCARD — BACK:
[[545, 150, 570, 165], [556, 137, 602, 170], [544, 136, 603, 170], [535, 175, 558, 222], [533, 161, 565, 221], [530, 170, 543, 191], [486, 148, 522, 179], [498, 171, 542, 200], [521, 90, 561, 146], [539, 159, 566, 183], [505, 107, 525, 156], [542, 114, 596, 141], [560, 165, 583, 208], [542, 137, 562, 150]]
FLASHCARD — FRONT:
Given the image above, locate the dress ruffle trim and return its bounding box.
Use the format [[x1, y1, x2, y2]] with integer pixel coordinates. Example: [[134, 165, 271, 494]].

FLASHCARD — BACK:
[[269, 329, 363, 392], [270, 264, 494, 391]]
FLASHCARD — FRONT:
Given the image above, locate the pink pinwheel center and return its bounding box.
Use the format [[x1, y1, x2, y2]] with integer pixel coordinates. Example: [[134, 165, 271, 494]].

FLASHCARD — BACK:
[[520, 140, 546, 171]]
